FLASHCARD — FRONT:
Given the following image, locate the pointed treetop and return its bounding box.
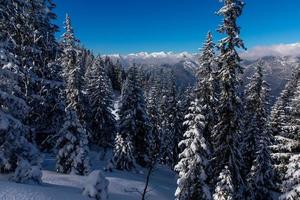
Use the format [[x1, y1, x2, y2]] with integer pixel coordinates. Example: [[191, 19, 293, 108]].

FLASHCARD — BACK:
[[217, 0, 246, 51], [200, 31, 215, 62], [62, 14, 79, 48]]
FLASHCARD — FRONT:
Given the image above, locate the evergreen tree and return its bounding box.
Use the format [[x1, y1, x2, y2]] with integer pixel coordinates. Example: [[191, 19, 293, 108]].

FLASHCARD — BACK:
[[60, 14, 86, 122], [275, 67, 300, 199], [104, 57, 123, 92], [288, 79, 300, 136], [56, 110, 90, 175], [248, 135, 276, 200], [243, 63, 276, 199], [0, 42, 42, 184], [146, 80, 162, 160], [270, 68, 300, 196], [177, 87, 194, 140], [213, 166, 234, 200], [86, 56, 116, 148], [175, 100, 212, 200], [270, 70, 300, 138], [195, 31, 217, 149], [159, 71, 182, 166], [279, 154, 300, 200], [174, 33, 217, 200], [56, 14, 90, 175], [116, 66, 150, 167], [212, 0, 246, 198], [112, 134, 136, 171], [0, 0, 63, 149]]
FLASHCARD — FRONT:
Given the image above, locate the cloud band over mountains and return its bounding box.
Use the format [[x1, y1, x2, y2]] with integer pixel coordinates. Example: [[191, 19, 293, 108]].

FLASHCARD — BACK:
[[241, 43, 300, 60]]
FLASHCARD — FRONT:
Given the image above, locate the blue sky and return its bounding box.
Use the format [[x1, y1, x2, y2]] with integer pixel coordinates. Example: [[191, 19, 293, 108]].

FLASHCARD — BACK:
[[55, 0, 300, 54]]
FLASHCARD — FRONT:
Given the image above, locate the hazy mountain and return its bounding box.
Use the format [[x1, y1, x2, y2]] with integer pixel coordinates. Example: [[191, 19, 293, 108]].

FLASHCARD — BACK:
[[109, 52, 299, 103], [242, 56, 300, 104], [108, 52, 198, 68]]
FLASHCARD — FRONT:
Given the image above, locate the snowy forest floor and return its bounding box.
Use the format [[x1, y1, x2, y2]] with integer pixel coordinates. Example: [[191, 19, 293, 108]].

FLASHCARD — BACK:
[[0, 151, 177, 200]]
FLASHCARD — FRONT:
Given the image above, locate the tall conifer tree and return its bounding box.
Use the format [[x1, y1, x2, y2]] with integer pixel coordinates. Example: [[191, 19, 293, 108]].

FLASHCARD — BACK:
[[56, 14, 90, 175], [212, 0, 246, 198], [114, 66, 150, 167], [86, 56, 116, 149]]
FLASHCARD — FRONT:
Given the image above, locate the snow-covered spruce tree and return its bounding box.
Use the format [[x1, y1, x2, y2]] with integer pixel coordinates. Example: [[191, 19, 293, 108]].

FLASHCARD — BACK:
[[243, 62, 270, 170], [174, 33, 217, 200], [279, 154, 300, 200], [146, 81, 162, 159], [270, 69, 300, 139], [56, 14, 90, 176], [56, 110, 90, 175], [86, 56, 116, 149], [212, 0, 246, 198], [288, 78, 300, 137], [195, 31, 217, 149], [277, 68, 300, 200], [104, 57, 123, 92], [175, 100, 212, 200], [112, 134, 136, 171], [60, 14, 86, 122], [115, 66, 150, 167], [159, 71, 182, 167], [3, 0, 63, 146], [77, 47, 93, 124], [243, 63, 276, 199], [270, 68, 300, 195], [213, 166, 234, 200], [248, 136, 276, 200], [0, 42, 42, 184], [177, 86, 195, 138]]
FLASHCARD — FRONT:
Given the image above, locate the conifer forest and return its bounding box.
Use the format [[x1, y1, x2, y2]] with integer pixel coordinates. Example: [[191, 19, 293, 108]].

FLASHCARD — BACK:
[[0, 0, 299, 200]]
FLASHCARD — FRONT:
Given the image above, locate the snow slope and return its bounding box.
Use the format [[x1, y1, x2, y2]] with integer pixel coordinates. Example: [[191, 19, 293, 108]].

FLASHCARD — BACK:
[[0, 153, 177, 200]]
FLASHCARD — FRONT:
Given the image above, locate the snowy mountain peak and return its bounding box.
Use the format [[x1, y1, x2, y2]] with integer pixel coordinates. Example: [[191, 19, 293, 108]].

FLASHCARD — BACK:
[[108, 51, 197, 67]]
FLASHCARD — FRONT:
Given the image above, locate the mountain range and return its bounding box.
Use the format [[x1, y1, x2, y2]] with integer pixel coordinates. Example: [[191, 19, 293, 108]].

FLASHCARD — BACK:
[[109, 45, 300, 104]]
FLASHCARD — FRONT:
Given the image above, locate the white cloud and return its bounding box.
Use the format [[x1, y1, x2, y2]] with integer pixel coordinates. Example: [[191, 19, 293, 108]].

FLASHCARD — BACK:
[[241, 43, 300, 60]]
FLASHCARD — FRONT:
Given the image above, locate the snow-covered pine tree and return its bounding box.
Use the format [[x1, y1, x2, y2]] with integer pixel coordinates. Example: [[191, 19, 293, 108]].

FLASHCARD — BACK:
[[174, 32, 217, 200], [77, 47, 94, 124], [56, 110, 90, 175], [178, 86, 196, 139], [170, 73, 184, 166], [277, 67, 300, 200], [270, 69, 300, 139], [60, 14, 86, 122], [243, 63, 276, 199], [213, 166, 234, 200], [175, 100, 212, 200], [195, 31, 217, 149], [248, 136, 276, 200], [116, 66, 150, 167], [104, 57, 123, 92], [287, 76, 300, 137], [146, 82, 161, 154], [212, 0, 246, 198], [159, 71, 182, 167], [279, 154, 300, 200], [86, 56, 116, 149], [112, 134, 136, 171], [243, 62, 271, 172], [0, 0, 63, 148], [270, 68, 300, 196], [0, 41, 42, 184], [56, 14, 90, 176]]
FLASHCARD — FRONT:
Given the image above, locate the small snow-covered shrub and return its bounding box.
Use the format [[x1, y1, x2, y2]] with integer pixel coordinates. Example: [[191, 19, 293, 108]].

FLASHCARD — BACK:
[[82, 170, 109, 200], [11, 159, 42, 184]]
